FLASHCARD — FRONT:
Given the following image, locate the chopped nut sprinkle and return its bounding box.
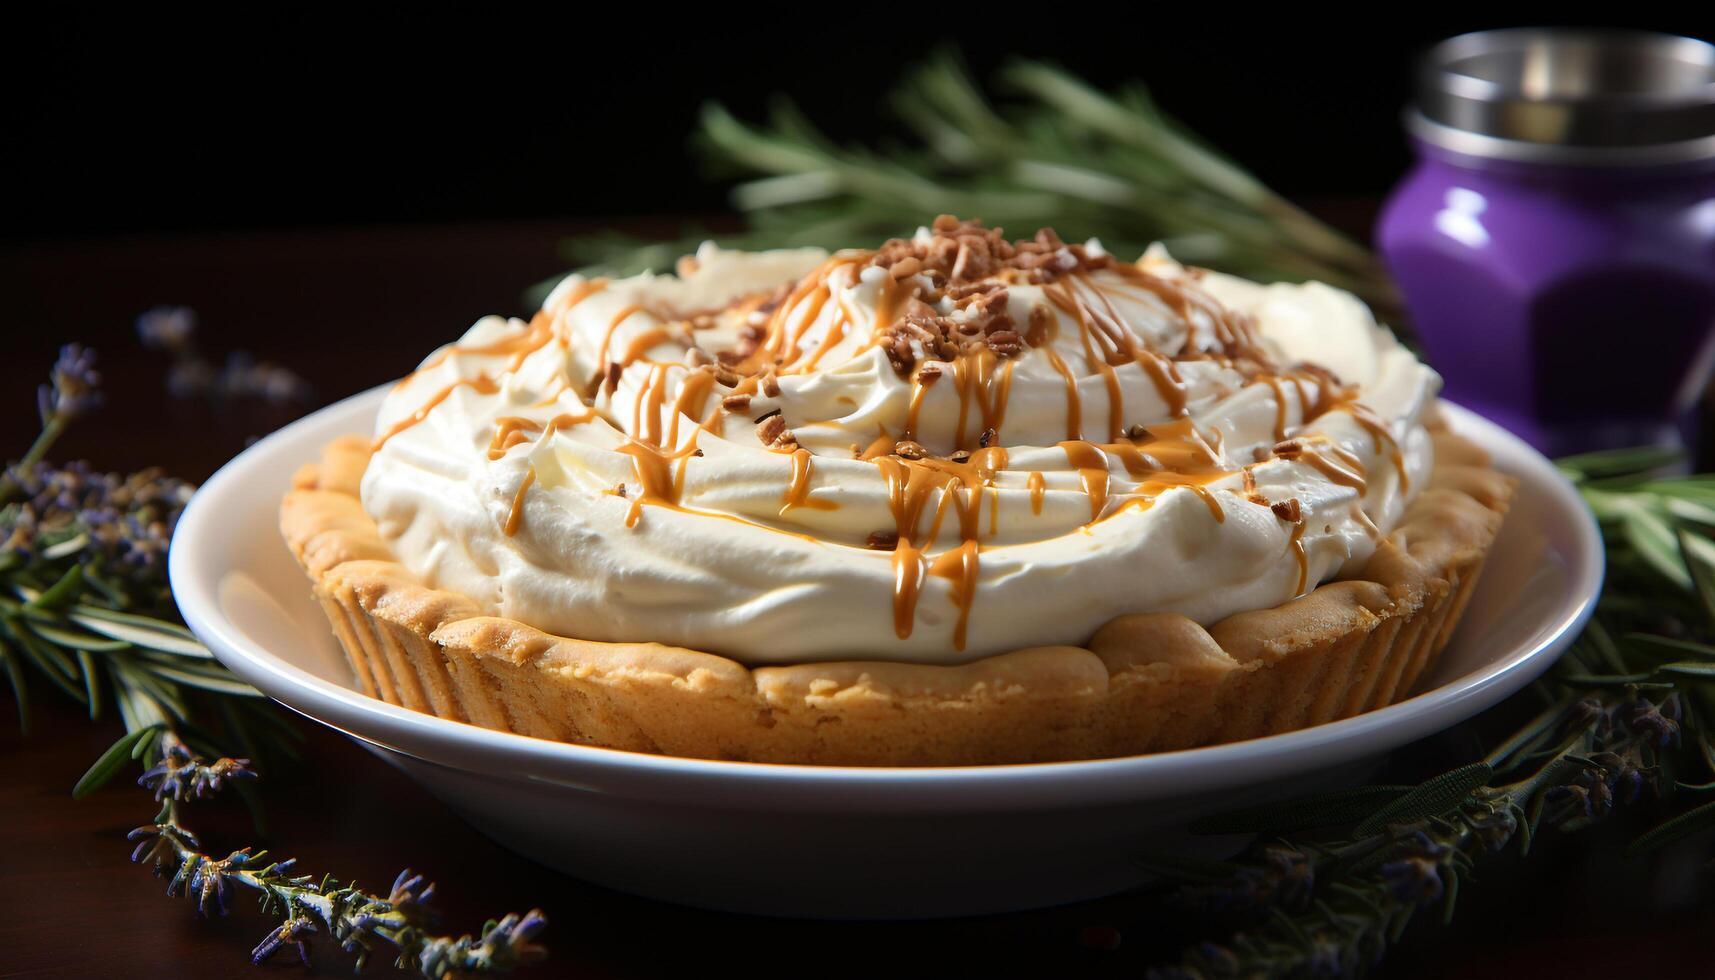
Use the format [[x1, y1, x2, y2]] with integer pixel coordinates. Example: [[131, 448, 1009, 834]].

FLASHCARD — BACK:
[[867, 530, 900, 551], [893, 439, 928, 460], [1271, 498, 1302, 522], [721, 394, 751, 412], [756, 414, 788, 447]]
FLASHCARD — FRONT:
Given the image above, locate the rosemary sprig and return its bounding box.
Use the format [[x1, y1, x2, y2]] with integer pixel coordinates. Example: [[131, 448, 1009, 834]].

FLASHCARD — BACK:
[[127, 732, 547, 977], [1148, 449, 1715, 978], [554, 52, 1400, 322]]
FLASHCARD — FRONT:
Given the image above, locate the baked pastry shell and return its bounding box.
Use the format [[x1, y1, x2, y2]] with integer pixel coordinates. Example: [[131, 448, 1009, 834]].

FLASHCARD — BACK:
[[280, 415, 1513, 766]]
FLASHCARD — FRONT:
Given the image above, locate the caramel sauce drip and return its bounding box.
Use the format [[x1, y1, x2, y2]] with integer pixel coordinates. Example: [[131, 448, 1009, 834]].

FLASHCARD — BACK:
[[1300, 444, 1368, 494], [373, 374, 500, 450], [1028, 471, 1045, 515], [504, 468, 536, 537], [1058, 441, 1111, 521], [398, 281, 607, 391], [780, 447, 838, 516], [1263, 375, 1292, 442], [1289, 520, 1308, 595], [1339, 402, 1410, 494], [905, 365, 940, 441], [1044, 347, 1083, 441], [874, 446, 1006, 647], [631, 363, 672, 447], [670, 368, 720, 444], [619, 326, 677, 367], [617, 436, 699, 529], [486, 410, 603, 462], [927, 540, 981, 650], [794, 305, 851, 374], [1069, 419, 1234, 524], [591, 303, 647, 389]]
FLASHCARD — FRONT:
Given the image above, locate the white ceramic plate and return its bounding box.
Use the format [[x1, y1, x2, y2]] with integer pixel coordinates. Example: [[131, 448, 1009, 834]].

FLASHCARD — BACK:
[[169, 388, 1602, 918]]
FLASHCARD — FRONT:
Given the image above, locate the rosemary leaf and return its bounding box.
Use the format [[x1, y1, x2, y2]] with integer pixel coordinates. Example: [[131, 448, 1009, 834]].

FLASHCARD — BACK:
[[1352, 762, 1493, 836]]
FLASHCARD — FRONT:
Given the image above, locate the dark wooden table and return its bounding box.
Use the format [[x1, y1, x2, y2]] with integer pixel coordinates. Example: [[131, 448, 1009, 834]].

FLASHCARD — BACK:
[[1, 221, 1710, 979]]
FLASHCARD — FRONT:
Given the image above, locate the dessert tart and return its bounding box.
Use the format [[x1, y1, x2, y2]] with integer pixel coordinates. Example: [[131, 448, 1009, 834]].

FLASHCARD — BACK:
[[282, 217, 1513, 766]]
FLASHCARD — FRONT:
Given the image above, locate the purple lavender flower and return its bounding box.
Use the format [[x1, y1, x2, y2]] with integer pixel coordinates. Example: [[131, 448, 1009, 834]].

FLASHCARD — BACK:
[[37, 344, 103, 424], [135, 306, 198, 352], [252, 916, 316, 967], [139, 738, 256, 801]]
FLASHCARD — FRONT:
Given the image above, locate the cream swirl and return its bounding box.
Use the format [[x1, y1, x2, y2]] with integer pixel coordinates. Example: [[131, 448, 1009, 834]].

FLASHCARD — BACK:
[[360, 221, 1439, 664]]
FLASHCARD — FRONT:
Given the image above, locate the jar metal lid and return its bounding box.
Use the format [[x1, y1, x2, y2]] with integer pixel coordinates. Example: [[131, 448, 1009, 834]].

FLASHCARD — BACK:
[[1410, 28, 1715, 166]]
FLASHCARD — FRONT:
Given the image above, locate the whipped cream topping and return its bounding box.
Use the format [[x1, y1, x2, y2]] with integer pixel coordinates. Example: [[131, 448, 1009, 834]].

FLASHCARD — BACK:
[[361, 219, 1439, 665]]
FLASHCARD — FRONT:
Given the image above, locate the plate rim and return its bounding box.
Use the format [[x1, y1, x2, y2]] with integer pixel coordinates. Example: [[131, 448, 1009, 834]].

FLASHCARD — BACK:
[[169, 386, 1603, 811]]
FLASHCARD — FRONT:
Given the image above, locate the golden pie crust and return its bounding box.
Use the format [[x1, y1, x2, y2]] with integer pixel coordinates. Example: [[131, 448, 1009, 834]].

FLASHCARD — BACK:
[[280, 416, 1513, 766]]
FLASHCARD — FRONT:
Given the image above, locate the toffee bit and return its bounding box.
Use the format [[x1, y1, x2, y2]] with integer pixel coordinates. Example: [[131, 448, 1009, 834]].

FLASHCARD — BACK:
[[1271, 498, 1302, 522], [713, 366, 741, 388], [985, 330, 1023, 358], [978, 427, 997, 448], [755, 414, 787, 446], [611, 483, 629, 498], [948, 450, 972, 464], [758, 413, 795, 449], [867, 530, 900, 551], [1272, 439, 1304, 460], [893, 439, 928, 460], [889, 256, 922, 280], [721, 394, 752, 412], [917, 363, 943, 382], [1124, 424, 1149, 440]]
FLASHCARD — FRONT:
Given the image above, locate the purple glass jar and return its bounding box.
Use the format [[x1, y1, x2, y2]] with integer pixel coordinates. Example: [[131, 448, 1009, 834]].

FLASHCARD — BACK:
[[1377, 29, 1715, 456]]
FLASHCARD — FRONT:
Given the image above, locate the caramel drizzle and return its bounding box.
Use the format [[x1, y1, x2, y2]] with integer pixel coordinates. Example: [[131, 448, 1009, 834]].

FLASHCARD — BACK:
[[1067, 419, 1234, 525], [875, 446, 1006, 648], [397, 280, 606, 392], [1300, 443, 1368, 494], [1263, 375, 1292, 442], [504, 469, 536, 537], [373, 374, 499, 450], [1059, 441, 1110, 521], [616, 436, 700, 529], [1289, 521, 1309, 596], [794, 305, 851, 374], [749, 257, 862, 373], [591, 303, 647, 388], [425, 247, 1422, 654], [1043, 347, 1083, 441], [1339, 402, 1409, 493], [780, 448, 838, 516]]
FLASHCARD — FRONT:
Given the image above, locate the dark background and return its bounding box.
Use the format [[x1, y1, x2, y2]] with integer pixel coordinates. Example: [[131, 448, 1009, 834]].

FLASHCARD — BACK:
[[6, 13, 1713, 242]]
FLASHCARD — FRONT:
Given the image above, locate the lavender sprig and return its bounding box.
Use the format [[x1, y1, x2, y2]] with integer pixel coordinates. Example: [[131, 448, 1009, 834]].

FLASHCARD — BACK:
[[1143, 447, 1715, 978], [0, 344, 294, 787], [1150, 687, 1687, 979], [126, 734, 548, 977]]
